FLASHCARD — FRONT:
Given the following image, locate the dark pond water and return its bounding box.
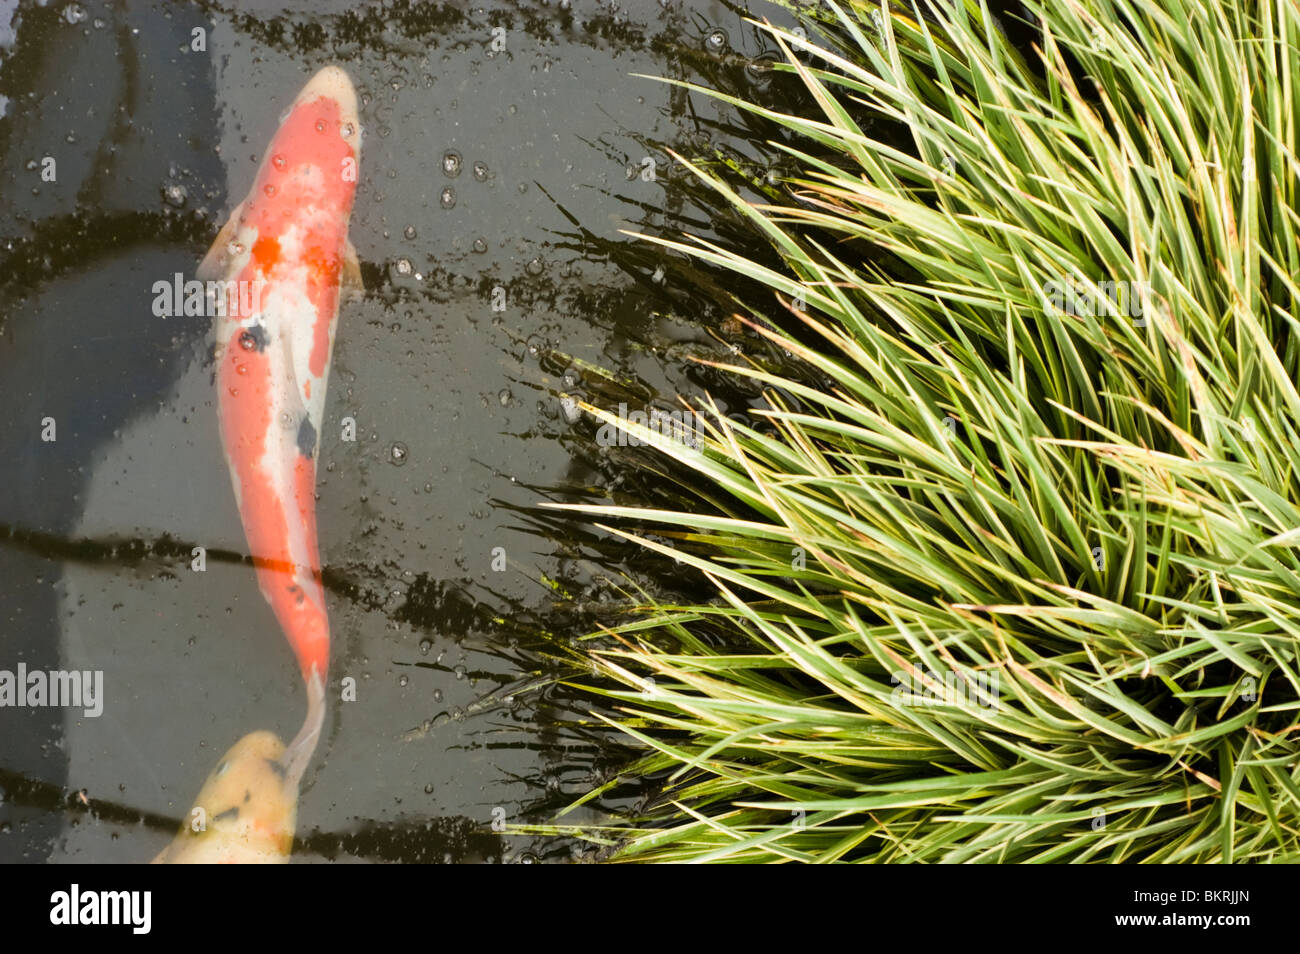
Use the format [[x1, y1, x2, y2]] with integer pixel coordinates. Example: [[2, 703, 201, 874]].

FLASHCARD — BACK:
[[0, 0, 806, 862]]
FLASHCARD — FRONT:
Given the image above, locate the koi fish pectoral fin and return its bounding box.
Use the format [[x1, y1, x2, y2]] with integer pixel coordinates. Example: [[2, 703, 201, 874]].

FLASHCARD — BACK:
[[341, 238, 364, 303], [197, 200, 249, 282]]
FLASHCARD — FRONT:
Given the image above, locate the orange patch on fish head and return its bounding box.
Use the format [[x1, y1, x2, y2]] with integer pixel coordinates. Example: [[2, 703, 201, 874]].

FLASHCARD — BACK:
[[250, 67, 360, 228]]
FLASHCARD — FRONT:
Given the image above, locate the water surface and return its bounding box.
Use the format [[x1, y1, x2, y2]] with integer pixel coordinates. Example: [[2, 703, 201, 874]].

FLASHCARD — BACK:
[[0, 0, 803, 862]]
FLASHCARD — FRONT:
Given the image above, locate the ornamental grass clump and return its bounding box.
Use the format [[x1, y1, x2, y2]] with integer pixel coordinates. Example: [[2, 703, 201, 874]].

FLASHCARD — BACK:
[[552, 0, 1300, 862]]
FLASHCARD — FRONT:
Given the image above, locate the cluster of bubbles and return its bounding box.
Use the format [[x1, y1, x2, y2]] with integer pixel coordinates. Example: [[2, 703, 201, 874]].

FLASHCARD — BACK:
[[699, 21, 784, 92], [387, 150, 498, 261], [436, 150, 492, 214], [521, 335, 585, 424]]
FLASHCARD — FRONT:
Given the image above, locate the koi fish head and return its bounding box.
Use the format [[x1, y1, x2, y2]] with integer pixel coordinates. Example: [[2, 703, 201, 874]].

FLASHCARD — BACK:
[[152, 731, 299, 864], [254, 65, 361, 234], [288, 64, 361, 181], [200, 65, 362, 285], [293, 65, 359, 129]]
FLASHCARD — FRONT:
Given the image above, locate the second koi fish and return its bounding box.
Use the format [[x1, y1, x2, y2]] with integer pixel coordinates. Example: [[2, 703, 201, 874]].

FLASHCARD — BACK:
[[199, 65, 363, 785], [152, 731, 298, 864]]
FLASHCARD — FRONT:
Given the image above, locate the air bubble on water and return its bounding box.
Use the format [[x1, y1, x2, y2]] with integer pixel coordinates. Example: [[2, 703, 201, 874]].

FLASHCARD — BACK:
[[272, 154, 287, 169], [398, 674, 409, 687], [424, 783, 434, 794], [451, 705, 466, 721], [419, 639, 432, 655], [315, 119, 326, 132], [559, 394, 581, 423], [454, 665, 467, 680], [390, 441, 408, 465], [525, 335, 547, 358], [440, 187, 456, 208], [63, 3, 86, 25], [472, 238, 487, 254], [746, 54, 777, 87], [705, 28, 728, 53], [562, 367, 581, 388], [161, 182, 188, 208], [403, 224, 417, 240], [472, 160, 490, 181], [424, 482, 433, 493], [264, 184, 277, 197], [498, 388, 512, 407], [433, 688, 443, 702], [525, 257, 544, 276], [342, 122, 356, 138], [442, 150, 462, 177], [395, 258, 412, 275]]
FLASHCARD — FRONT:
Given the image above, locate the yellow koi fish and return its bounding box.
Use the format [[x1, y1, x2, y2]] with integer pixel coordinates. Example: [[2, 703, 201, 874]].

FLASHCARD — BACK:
[[152, 731, 299, 864]]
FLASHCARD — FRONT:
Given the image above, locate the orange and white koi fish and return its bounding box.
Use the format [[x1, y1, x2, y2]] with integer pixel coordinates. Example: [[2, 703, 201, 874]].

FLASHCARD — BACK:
[[152, 731, 298, 864], [198, 66, 362, 785]]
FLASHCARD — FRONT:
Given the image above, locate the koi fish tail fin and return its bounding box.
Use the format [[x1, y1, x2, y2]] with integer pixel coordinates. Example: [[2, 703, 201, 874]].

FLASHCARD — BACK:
[[282, 668, 327, 788]]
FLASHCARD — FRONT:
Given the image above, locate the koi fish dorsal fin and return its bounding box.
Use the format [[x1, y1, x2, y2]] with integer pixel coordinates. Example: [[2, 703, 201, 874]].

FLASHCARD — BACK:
[[197, 200, 248, 282], [341, 239, 364, 303]]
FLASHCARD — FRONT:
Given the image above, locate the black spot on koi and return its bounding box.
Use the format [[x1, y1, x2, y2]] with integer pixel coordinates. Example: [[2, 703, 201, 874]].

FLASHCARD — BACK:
[[296, 415, 318, 458], [238, 323, 270, 352]]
